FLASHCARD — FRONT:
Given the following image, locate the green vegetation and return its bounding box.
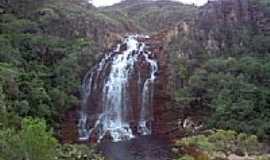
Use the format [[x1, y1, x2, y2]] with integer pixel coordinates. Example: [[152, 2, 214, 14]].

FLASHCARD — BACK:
[[0, 118, 57, 160], [174, 130, 269, 160], [173, 55, 270, 138], [169, 0, 270, 140], [0, 118, 104, 160], [0, 14, 96, 124], [0, 0, 107, 159], [56, 144, 105, 160]]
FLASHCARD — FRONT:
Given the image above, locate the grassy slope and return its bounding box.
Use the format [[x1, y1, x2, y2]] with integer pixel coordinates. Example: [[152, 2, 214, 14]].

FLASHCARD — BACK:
[[100, 0, 198, 33]]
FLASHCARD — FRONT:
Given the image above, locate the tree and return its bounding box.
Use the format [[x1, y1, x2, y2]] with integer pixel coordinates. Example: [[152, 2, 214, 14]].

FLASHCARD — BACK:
[[0, 118, 58, 160]]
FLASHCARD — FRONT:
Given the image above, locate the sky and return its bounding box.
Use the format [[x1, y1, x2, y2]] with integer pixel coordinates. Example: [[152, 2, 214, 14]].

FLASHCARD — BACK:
[[91, 0, 208, 7]]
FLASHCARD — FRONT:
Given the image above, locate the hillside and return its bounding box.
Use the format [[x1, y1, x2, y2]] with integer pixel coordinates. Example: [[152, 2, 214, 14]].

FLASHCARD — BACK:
[[101, 0, 198, 33]]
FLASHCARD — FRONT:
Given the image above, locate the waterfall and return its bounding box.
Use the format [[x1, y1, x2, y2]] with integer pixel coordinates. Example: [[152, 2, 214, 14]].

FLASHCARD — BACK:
[[78, 35, 158, 142]]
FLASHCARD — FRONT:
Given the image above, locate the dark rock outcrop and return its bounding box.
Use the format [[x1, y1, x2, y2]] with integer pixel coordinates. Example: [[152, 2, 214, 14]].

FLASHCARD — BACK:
[[197, 0, 270, 55]]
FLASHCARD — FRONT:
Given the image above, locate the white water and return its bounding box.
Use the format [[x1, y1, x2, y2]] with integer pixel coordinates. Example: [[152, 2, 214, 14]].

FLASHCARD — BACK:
[[78, 35, 158, 142]]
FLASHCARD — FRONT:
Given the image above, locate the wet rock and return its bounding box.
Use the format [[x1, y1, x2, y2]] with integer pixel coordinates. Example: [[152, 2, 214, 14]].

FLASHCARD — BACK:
[[59, 107, 79, 144], [211, 152, 228, 160], [120, 43, 128, 52], [0, 8, 4, 14], [227, 154, 255, 160]]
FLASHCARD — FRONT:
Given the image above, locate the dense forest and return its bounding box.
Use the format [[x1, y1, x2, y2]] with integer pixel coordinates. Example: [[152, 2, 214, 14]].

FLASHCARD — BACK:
[[0, 0, 270, 160]]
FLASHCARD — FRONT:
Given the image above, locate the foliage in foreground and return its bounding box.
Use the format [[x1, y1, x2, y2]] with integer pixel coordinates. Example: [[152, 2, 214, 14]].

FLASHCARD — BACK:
[[0, 118, 104, 160], [0, 118, 57, 160], [56, 144, 104, 160], [0, 3, 104, 159], [173, 130, 269, 160]]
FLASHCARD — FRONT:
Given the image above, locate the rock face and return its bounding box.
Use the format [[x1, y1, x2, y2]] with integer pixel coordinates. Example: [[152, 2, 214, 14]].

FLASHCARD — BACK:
[[160, 0, 270, 58], [200, 0, 270, 31], [197, 0, 270, 54], [199, 0, 250, 27], [60, 107, 79, 144], [147, 30, 177, 137]]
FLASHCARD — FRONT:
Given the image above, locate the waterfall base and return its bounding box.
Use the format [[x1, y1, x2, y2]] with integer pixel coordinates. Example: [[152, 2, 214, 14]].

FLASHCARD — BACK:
[[98, 136, 174, 160]]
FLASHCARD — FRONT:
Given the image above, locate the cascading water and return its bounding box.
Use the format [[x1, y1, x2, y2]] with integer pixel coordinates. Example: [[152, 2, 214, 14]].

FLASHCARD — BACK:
[[78, 35, 158, 142]]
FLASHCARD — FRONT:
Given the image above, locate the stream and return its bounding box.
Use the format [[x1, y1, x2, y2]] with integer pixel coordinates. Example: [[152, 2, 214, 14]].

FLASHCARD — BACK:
[[99, 136, 174, 160]]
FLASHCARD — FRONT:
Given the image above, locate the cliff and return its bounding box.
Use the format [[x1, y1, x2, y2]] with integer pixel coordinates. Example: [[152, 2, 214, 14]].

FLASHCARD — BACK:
[[146, 0, 270, 139], [58, 0, 270, 143]]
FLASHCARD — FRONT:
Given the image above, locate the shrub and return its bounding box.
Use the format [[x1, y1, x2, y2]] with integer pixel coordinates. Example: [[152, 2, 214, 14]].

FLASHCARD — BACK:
[[56, 144, 104, 160], [175, 56, 270, 138], [0, 118, 58, 160], [175, 130, 262, 157]]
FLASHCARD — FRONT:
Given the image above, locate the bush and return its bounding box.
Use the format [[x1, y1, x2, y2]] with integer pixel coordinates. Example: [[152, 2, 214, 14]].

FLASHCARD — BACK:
[[175, 130, 262, 160], [175, 56, 270, 138], [56, 144, 104, 160], [0, 118, 58, 160], [178, 155, 195, 160], [0, 11, 97, 125]]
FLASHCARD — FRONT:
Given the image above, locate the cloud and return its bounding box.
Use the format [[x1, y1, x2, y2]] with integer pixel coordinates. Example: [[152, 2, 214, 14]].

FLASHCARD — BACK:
[[91, 0, 208, 7], [91, 0, 122, 7], [176, 0, 208, 6]]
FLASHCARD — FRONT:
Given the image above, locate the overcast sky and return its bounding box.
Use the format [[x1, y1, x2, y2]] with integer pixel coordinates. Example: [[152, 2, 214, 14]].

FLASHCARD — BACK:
[[92, 0, 208, 7]]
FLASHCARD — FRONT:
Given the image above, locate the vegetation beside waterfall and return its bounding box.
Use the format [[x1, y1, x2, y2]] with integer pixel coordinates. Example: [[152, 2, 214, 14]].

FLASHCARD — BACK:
[[173, 130, 270, 160], [168, 0, 270, 137], [171, 55, 270, 138], [0, 0, 107, 159], [167, 0, 270, 158]]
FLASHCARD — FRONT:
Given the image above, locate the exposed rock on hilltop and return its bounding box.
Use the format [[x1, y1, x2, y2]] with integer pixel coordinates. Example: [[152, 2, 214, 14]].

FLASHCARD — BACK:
[[196, 0, 270, 55]]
